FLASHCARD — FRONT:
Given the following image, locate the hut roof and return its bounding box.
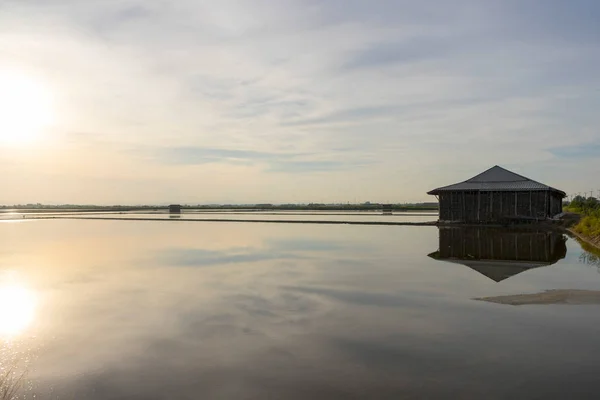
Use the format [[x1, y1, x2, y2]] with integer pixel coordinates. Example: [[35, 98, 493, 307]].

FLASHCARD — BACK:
[[427, 252, 558, 282], [440, 259, 553, 282], [427, 165, 566, 196]]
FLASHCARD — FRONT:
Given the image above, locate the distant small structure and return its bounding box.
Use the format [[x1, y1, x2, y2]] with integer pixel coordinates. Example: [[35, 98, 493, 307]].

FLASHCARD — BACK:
[[428, 165, 566, 223], [382, 204, 393, 214], [169, 204, 182, 214]]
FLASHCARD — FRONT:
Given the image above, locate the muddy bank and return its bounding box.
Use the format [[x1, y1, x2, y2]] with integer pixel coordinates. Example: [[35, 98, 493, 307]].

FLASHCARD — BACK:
[[475, 290, 600, 306]]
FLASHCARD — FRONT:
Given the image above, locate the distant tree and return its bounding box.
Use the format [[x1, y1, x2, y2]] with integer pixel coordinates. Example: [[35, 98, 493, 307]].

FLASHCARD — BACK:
[[571, 195, 586, 209], [585, 197, 599, 210]]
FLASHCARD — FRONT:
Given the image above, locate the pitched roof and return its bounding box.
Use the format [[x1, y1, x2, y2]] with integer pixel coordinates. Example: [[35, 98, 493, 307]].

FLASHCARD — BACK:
[[427, 165, 566, 196], [443, 259, 553, 282], [426, 253, 559, 282]]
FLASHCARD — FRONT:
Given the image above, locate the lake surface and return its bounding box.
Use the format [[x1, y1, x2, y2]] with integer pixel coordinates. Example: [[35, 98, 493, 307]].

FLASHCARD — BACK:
[[2, 218, 600, 399], [8, 210, 439, 224]]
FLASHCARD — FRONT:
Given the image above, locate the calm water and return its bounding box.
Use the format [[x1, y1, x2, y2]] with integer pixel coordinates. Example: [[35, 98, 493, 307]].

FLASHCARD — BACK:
[[7, 210, 439, 224], [2, 218, 600, 399]]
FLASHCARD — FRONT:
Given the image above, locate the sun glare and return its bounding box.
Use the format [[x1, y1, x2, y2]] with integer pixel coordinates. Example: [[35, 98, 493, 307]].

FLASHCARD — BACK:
[[0, 285, 36, 337], [0, 70, 54, 146]]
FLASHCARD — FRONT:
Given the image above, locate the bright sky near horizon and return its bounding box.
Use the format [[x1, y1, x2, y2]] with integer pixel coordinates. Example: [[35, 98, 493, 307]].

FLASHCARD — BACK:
[[0, 0, 599, 205]]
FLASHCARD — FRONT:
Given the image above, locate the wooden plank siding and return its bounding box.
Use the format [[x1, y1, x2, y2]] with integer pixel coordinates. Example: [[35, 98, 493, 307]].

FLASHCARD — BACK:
[[438, 227, 566, 262], [438, 190, 563, 223]]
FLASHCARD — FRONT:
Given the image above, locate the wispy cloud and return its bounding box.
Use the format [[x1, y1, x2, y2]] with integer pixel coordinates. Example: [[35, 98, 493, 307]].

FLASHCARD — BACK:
[[549, 143, 600, 159], [155, 147, 286, 165], [268, 160, 367, 173], [144, 146, 371, 174], [342, 37, 457, 71]]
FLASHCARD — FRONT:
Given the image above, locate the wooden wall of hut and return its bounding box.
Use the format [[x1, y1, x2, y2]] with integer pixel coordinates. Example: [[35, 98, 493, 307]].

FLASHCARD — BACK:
[[438, 191, 563, 223], [437, 227, 567, 263]]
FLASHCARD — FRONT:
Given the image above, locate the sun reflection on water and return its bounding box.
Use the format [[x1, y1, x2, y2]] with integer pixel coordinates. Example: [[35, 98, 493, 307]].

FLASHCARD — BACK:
[[0, 284, 36, 337]]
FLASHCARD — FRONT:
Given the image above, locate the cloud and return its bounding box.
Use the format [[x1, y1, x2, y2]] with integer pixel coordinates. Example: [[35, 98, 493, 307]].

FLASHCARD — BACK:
[[549, 143, 600, 159], [154, 147, 286, 165], [282, 105, 400, 127], [0, 0, 599, 203], [143, 146, 371, 174], [267, 160, 360, 173], [342, 37, 458, 71]]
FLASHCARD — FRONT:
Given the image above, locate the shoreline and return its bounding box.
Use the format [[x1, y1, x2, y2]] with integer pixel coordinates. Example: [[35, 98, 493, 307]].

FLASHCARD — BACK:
[[567, 228, 600, 253], [20, 215, 439, 227], [0, 206, 439, 213], [5, 214, 600, 252]]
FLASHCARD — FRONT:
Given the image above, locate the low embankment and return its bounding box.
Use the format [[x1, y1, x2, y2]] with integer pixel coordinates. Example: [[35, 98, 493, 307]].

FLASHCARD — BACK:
[[563, 207, 600, 251], [569, 216, 600, 250]]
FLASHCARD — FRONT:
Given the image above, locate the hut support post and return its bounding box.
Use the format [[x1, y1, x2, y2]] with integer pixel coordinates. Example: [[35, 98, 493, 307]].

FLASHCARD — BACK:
[[462, 192, 465, 222], [514, 192, 517, 217], [529, 191, 532, 218], [477, 192, 481, 222], [500, 192, 503, 216]]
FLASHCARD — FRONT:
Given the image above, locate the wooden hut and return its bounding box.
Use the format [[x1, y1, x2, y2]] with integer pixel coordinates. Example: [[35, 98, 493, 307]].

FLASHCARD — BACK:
[[169, 204, 182, 214], [428, 227, 567, 282], [427, 166, 565, 223]]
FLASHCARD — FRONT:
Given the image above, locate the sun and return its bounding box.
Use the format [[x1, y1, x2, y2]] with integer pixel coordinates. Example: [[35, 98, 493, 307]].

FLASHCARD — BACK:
[[0, 70, 54, 146]]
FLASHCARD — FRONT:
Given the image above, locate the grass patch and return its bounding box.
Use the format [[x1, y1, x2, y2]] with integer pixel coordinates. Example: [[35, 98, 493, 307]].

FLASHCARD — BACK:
[[574, 215, 600, 238], [565, 196, 600, 244], [0, 358, 28, 400]]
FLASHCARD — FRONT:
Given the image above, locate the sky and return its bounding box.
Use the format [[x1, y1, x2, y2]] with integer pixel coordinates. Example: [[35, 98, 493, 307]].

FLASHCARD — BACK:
[[0, 0, 599, 205]]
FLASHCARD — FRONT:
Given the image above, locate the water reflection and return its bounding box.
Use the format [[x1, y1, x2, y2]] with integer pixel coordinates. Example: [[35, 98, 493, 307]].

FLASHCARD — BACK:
[[4, 220, 600, 399], [577, 241, 600, 269], [0, 344, 30, 399], [0, 283, 36, 337], [428, 227, 567, 282]]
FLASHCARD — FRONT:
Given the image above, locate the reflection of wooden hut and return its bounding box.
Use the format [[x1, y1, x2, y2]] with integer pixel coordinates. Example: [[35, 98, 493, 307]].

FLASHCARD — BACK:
[[428, 227, 567, 282], [427, 166, 566, 223], [169, 204, 182, 213]]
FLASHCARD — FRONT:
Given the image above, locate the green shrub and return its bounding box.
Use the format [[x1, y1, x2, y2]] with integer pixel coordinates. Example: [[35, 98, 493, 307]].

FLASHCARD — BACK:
[[575, 215, 600, 238]]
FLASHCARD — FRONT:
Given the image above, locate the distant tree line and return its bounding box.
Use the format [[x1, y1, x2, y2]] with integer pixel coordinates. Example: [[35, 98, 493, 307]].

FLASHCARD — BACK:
[[566, 196, 600, 215]]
